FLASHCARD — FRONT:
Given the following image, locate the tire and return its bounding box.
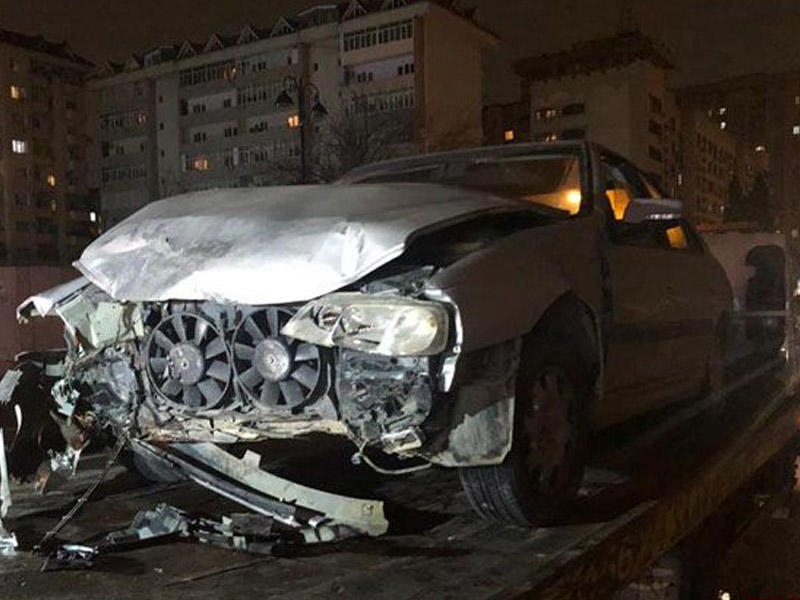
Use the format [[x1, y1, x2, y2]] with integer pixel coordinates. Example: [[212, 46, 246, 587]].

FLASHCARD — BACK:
[[459, 312, 593, 527], [131, 448, 186, 483]]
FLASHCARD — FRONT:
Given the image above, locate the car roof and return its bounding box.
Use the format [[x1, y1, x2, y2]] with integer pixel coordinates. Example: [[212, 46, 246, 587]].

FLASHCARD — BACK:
[[339, 140, 600, 183]]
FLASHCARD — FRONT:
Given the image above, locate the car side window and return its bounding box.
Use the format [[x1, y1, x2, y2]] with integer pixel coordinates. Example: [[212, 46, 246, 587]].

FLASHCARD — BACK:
[[600, 155, 652, 220]]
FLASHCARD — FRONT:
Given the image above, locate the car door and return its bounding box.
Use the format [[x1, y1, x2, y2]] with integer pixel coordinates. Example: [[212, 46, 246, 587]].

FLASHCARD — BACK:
[[598, 154, 716, 427]]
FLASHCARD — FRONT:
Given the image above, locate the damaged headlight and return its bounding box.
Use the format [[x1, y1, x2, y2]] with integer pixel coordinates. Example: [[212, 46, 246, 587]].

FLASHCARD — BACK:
[[281, 293, 449, 356]]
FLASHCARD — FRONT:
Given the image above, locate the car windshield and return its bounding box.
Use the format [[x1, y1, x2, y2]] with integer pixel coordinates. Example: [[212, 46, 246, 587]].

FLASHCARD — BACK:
[[349, 154, 584, 215]]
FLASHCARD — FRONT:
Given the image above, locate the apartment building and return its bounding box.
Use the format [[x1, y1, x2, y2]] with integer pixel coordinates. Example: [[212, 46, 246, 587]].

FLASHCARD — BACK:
[[0, 30, 97, 264], [678, 73, 797, 228], [482, 97, 530, 145], [514, 31, 680, 195], [91, 0, 495, 227]]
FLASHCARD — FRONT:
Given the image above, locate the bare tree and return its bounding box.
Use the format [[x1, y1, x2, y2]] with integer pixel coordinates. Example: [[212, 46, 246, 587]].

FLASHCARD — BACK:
[[310, 105, 415, 182]]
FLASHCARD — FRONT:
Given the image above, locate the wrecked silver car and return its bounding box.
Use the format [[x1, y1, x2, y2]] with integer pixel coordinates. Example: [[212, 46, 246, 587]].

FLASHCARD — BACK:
[[13, 142, 731, 527]]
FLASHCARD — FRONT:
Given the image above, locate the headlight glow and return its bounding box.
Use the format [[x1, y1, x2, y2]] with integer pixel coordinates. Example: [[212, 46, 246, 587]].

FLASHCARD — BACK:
[[281, 293, 449, 356]]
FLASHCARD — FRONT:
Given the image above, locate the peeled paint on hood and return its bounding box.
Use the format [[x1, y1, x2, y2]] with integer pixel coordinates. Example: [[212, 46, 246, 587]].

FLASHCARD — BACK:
[[75, 184, 515, 305]]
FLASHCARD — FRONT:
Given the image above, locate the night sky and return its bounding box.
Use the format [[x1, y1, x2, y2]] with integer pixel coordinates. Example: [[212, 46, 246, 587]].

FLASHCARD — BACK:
[[2, 0, 800, 101]]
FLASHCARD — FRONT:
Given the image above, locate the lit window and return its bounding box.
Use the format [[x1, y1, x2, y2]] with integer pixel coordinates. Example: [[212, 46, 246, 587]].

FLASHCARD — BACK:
[[504, 129, 515, 142], [793, 125, 800, 136], [11, 139, 27, 154], [795, 96, 800, 106], [720, 121, 727, 130], [46, 174, 56, 187], [544, 132, 558, 142], [287, 114, 300, 128], [755, 145, 766, 152], [192, 157, 209, 171], [89, 211, 97, 223], [718, 107, 726, 115], [9, 85, 25, 100]]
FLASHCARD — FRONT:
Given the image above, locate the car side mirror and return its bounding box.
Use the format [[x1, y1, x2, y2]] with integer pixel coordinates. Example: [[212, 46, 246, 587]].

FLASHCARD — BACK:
[[622, 198, 683, 224]]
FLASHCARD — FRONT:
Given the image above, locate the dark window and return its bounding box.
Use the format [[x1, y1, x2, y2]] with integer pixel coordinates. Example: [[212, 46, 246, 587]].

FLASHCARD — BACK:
[[648, 120, 663, 136], [561, 103, 585, 116], [560, 128, 585, 140], [649, 94, 663, 114], [648, 146, 663, 162]]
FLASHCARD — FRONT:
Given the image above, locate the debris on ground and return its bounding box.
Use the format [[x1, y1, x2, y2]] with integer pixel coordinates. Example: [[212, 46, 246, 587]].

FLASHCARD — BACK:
[[41, 503, 279, 571]]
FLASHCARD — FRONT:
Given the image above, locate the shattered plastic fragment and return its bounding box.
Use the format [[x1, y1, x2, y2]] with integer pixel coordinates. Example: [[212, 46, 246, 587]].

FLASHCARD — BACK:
[[0, 370, 21, 405], [0, 523, 17, 557], [41, 544, 98, 571]]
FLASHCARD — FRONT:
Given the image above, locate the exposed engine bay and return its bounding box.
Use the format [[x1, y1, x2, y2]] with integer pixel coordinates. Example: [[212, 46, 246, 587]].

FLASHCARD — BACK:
[[14, 274, 444, 462]]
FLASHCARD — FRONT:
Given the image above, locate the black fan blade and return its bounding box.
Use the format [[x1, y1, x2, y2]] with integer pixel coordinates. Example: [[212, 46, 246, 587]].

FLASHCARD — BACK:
[[161, 377, 181, 397], [173, 315, 188, 342], [291, 364, 318, 390], [279, 380, 305, 407], [197, 379, 222, 404], [239, 367, 262, 389], [259, 381, 280, 406], [206, 360, 230, 382], [182, 385, 202, 407], [204, 337, 226, 359], [234, 342, 255, 360], [194, 319, 209, 344], [245, 317, 266, 342], [294, 343, 318, 362], [153, 330, 174, 352], [149, 357, 168, 375], [266, 307, 279, 336]]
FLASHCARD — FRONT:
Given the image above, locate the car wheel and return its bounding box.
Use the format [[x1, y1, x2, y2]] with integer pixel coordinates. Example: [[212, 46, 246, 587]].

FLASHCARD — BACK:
[[459, 333, 591, 527], [131, 449, 186, 483]]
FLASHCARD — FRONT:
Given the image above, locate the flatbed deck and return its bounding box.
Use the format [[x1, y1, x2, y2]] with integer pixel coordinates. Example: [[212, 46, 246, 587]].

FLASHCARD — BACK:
[[0, 360, 796, 599]]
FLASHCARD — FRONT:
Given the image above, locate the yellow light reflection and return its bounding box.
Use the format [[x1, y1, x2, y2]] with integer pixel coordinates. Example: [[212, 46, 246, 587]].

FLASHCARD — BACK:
[[605, 189, 631, 220], [666, 225, 688, 249], [564, 188, 582, 214]]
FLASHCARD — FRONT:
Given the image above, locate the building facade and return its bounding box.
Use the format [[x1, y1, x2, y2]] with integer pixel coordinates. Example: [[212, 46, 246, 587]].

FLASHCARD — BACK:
[[514, 31, 681, 195], [0, 31, 97, 264], [678, 106, 770, 225], [91, 1, 495, 227], [482, 96, 530, 145], [678, 74, 794, 229]]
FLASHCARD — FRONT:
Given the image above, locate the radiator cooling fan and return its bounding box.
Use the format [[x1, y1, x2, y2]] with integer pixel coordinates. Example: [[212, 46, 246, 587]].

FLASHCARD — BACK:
[[233, 307, 322, 410], [145, 313, 232, 410]]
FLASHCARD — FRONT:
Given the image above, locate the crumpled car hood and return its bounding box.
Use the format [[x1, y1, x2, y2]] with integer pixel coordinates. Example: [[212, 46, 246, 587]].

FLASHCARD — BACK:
[[75, 184, 517, 305]]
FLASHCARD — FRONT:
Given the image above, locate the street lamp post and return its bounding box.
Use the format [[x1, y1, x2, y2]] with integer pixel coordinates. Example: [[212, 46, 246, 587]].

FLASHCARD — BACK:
[[275, 76, 328, 184]]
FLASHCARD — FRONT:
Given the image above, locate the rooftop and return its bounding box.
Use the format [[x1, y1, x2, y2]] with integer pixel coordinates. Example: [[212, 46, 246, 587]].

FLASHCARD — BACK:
[[98, 0, 482, 77], [0, 28, 93, 67], [514, 30, 673, 82]]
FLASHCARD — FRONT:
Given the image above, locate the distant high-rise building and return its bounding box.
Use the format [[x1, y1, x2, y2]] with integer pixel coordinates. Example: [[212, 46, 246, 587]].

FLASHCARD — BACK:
[[0, 30, 97, 264], [676, 108, 768, 225], [90, 1, 496, 227], [514, 30, 681, 195], [678, 73, 797, 228]]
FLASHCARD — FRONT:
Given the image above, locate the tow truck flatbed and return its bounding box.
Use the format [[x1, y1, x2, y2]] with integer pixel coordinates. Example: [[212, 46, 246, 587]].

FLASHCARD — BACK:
[[0, 357, 796, 599]]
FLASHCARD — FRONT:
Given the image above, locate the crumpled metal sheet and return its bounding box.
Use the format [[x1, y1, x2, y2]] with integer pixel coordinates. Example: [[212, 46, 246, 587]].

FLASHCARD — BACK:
[[16, 277, 90, 320], [74, 184, 514, 305]]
